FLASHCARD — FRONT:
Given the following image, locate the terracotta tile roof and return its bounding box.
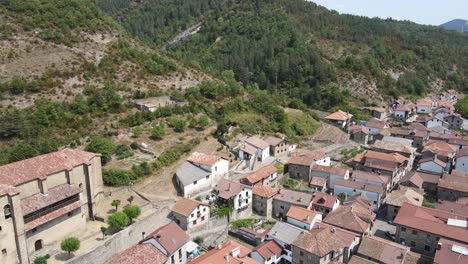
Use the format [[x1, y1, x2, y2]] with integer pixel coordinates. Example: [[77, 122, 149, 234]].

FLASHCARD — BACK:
[[348, 255, 377, 264], [417, 98, 433, 107], [451, 170, 468, 177], [423, 140, 457, 156], [215, 179, 251, 200], [351, 170, 390, 185], [0, 149, 98, 187], [142, 221, 189, 255], [385, 186, 423, 207], [240, 143, 257, 155], [292, 222, 358, 257], [358, 236, 412, 264], [287, 205, 320, 224], [456, 197, 468, 205], [438, 174, 468, 193], [24, 201, 81, 231], [401, 171, 440, 188], [245, 136, 270, 150], [311, 192, 338, 209], [436, 200, 468, 217], [365, 150, 408, 164], [394, 203, 468, 243], [310, 177, 327, 187], [372, 140, 416, 154], [408, 122, 428, 131], [334, 179, 384, 194], [364, 159, 397, 172], [190, 240, 257, 264], [325, 110, 353, 121], [455, 147, 468, 158], [419, 155, 447, 168], [366, 121, 386, 129], [434, 238, 468, 264], [439, 101, 455, 111], [343, 195, 374, 212], [373, 107, 386, 113], [273, 188, 313, 207], [252, 185, 278, 198], [105, 243, 168, 264], [288, 151, 327, 166], [187, 152, 223, 167], [243, 165, 277, 185], [263, 136, 284, 146], [395, 104, 414, 112], [349, 125, 369, 135], [311, 165, 348, 176], [171, 197, 208, 217], [449, 138, 468, 146], [324, 203, 375, 234], [239, 227, 270, 240], [0, 184, 19, 196], [21, 184, 81, 216], [252, 240, 282, 260]]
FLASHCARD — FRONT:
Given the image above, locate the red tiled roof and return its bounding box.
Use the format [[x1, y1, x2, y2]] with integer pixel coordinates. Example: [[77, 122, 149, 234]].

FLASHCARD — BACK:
[[385, 186, 423, 207], [323, 203, 375, 234], [287, 205, 320, 224], [365, 150, 408, 164], [253, 240, 282, 260], [419, 156, 447, 168], [438, 174, 468, 193], [245, 136, 270, 150], [436, 200, 468, 217], [24, 201, 81, 231], [274, 188, 313, 207], [434, 238, 468, 264], [243, 165, 277, 185], [0, 149, 98, 187], [417, 98, 433, 107], [252, 185, 278, 198], [292, 222, 358, 257], [394, 203, 468, 243], [372, 140, 416, 154], [311, 165, 348, 176], [423, 140, 457, 156], [288, 151, 327, 166], [351, 170, 389, 185], [171, 197, 208, 217], [349, 125, 369, 135], [335, 179, 384, 194], [105, 243, 168, 264], [455, 147, 468, 158], [21, 184, 81, 216], [0, 184, 19, 196], [310, 177, 327, 187], [364, 159, 397, 172], [190, 240, 257, 264], [263, 136, 284, 146], [311, 192, 338, 209], [358, 236, 412, 264], [188, 152, 223, 166], [142, 221, 189, 255], [451, 170, 468, 177], [215, 179, 251, 200], [366, 121, 386, 129], [325, 110, 353, 121]]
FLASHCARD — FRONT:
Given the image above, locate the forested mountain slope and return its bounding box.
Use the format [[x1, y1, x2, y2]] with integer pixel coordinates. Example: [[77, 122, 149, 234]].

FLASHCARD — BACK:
[[97, 0, 468, 109], [0, 0, 209, 164]]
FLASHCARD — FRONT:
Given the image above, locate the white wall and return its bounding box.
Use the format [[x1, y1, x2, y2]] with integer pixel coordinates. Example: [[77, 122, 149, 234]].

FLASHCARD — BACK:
[[455, 156, 468, 172], [287, 214, 322, 230], [419, 161, 443, 174], [187, 205, 210, 229], [416, 106, 431, 114], [333, 185, 381, 210], [394, 110, 406, 119], [234, 188, 252, 210], [315, 157, 331, 166], [426, 119, 443, 129]]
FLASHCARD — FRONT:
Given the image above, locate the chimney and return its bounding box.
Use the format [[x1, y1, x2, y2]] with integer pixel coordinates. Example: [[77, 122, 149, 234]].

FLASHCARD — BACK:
[[217, 244, 223, 250], [224, 254, 230, 261], [156, 235, 161, 240], [437, 242, 442, 250], [306, 215, 310, 221], [331, 228, 336, 234], [142, 232, 146, 239]]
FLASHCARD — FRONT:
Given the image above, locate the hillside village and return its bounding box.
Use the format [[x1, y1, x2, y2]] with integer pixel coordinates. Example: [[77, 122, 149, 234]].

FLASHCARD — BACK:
[[1, 87, 467, 264]]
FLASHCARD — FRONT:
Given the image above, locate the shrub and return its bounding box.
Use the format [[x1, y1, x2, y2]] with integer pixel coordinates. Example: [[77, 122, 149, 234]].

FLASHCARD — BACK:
[[123, 205, 141, 223], [85, 136, 116, 164], [115, 144, 134, 160], [103, 169, 134, 186], [132, 127, 143, 137], [108, 212, 129, 229], [34, 256, 48, 264], [150, 124, 165, 140]]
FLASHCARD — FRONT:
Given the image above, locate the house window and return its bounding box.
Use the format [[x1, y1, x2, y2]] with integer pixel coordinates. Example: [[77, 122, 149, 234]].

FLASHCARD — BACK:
[[32, 228, 37, 233], [412, 230, 417, 235], [203, 208, 206, 212], [425, 245, 430, 252], [35, 240, 43, 251], [401, 227, 406, 232], [4, 205, 11, 219], [300, 251, 304, 256], [300, 261, 303, 264], [201, 216, 205, 221], [179, 249, 182, 259], [410, 241, 416, 247], [193, 181, 197, 185], [280, 205, 284, 209], [215, 166, 217, 172], [2, 249, 6, 255], [171, 255, 175, 264], [206, 175, 209, 179], [193, 220, 197, 225]]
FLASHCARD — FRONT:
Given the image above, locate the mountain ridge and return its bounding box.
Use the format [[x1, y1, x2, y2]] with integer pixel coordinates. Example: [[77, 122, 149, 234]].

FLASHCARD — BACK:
[[440, 19, 468, 33]]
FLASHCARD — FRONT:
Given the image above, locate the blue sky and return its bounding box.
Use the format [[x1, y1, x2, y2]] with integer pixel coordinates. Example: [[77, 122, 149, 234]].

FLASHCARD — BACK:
[[311, 0, 468, 25]]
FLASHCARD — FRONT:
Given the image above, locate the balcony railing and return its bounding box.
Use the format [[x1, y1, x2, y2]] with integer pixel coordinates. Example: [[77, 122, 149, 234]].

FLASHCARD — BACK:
[[23, 195, 80, 223]]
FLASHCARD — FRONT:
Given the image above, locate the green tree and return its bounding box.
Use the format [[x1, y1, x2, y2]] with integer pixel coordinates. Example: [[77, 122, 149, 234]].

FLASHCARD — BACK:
[[85, 136, 116, 164], [111, 199, 121, 211], [150, 124, 165, 140], [123, 205, 141, 224], [60, 237, 80, 257], [34, 256, 48, 264], [100, 227, 107, 239], [108, 212, 129, 229], [455, 96, 468, 118], [198, 115, 209, 128], [337, 193, 346, 204], [127, 196, 134, 205]]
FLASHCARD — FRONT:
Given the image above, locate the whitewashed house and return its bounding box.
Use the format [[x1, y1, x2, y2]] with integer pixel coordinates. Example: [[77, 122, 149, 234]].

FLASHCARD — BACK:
[[286, 205, 322, 230], [239, 136, 270, 162], [250, 240, 283, 264], [214, 179, 252, 211], [171, 198, 210, 231], [416, 98, 433, 114], [333, 179, 384, 210], [176, 152, 229, 198], [418, 156, 449, 174], [455, 148, 468, 173]]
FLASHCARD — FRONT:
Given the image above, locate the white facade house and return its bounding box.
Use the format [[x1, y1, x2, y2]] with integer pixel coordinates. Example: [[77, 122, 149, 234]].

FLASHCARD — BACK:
[[455, 150, 468, 172], [239, 136, 270, 162], [176, 152, 229, 198], [418, 157, 447, 175], [425, 117, 445, 129], [310, 165, 349, 189], [333, 179, 383, 210], [416, 99, 433, 114], [286, 206, 322, 230], [171, 198, 210, 231], [250, 240, 283, 264], [214, 179, 252, 211]]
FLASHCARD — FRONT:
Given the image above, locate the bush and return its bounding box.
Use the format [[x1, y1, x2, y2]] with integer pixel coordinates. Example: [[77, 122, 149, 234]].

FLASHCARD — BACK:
[[115, 144, 134, 160], [130, 141, 139, 149], [168, 117, 186, 132], [132, 127, 143, 137], [85, 136, 116, 164], [123, 205, 141, 223], [34, 256, 48, 264], [150, 124, 165, 140], [194, 236, 204, 244], [108, 212, 129, 229], [103, 169, 134, 186], [60, 237, 80, 257], [230, 218, 255, 230]]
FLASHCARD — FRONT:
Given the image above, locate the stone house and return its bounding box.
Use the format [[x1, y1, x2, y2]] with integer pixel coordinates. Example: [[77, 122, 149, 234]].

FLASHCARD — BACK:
[[252, 185, 279, 218], [291, 222, 360, 264], [349, 125, 369, 145], [175, 152, 229, 199], [394, 203, 468, 256], [0, 149, 103, 264], [372, 107, 387, 120], [240, 164, 278, 187], [385, 186, 423, 221], [264, 136, 296, 156], [437, 173, 468, 201], [287, 151, 330, 182], [371, 140, 417, 170], [272, 189, 313, 219], [171, 198, 210, 231], [310, 192, 340, 217], [324, 110, 353, 129], [266, 222, 304, 263], [134, 96, 188, 112], [400, 171, 440, 195], [444, 113, 464, 129], [309, 177, 327, 192]]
